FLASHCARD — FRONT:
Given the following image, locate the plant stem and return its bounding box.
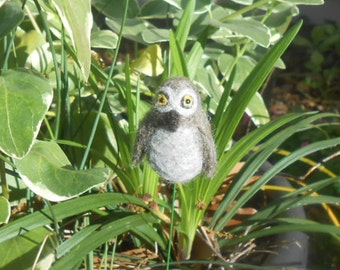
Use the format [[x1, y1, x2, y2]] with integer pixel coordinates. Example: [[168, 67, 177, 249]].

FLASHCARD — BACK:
[[166, 183, 177, 270], [2, 32, 16, 70]]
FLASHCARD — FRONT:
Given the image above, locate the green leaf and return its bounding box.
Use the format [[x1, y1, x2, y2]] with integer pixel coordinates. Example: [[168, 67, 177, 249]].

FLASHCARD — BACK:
[[106, 18, 148, 44], [142, 28, 169, 43], [218, 54, 256, 89], [221, 19, 271, 47], [51, 0, 93, 80], [131, 44, 164, 76], [0, 196, 10, 224], [0, 227, 57, 270], [0, 69, 53, 159], [92, 0, 139, 19], [246, 92, 270, 126], [0, 1, 24, 39], [14, 140, 110, 202], [91, 30, 118, 49]]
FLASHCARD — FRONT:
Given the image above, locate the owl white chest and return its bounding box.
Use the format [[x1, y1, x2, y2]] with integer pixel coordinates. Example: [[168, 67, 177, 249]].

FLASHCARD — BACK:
[[148, 126, 203, 182]]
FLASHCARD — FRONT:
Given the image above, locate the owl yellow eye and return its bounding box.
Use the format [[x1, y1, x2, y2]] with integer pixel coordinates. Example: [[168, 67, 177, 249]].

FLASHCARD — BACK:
[[181, 95, 194, 108], [157, 93, 168, 106]]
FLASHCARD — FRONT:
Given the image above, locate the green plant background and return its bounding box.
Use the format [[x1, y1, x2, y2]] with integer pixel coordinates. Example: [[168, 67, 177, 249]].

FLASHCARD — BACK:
[[0, 0, 339, 269]]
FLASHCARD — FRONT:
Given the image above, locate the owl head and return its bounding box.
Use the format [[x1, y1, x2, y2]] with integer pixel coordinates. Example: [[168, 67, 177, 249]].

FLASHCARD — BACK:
[[153, 77, 202, 118]]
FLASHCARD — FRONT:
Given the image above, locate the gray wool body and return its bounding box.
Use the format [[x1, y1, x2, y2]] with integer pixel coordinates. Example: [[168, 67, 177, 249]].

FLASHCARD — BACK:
[[133, 77, 217, 183]]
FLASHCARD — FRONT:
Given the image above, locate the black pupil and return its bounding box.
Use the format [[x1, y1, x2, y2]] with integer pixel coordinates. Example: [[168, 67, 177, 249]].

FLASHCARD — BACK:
[[185, 98, 191, 104], [159, 97, 165, 103]]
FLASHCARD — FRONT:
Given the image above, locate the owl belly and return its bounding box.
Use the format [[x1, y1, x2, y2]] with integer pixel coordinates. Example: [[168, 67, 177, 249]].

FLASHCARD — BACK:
[[148, 127, 203, 182]]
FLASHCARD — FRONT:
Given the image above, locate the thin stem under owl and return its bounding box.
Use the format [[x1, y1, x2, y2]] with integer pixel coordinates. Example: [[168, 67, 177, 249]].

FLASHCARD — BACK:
[[166, 183, 177, 270]]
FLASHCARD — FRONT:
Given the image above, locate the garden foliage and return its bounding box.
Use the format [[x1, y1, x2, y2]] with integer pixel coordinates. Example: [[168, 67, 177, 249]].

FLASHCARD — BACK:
[[0, 0, 339, 269]]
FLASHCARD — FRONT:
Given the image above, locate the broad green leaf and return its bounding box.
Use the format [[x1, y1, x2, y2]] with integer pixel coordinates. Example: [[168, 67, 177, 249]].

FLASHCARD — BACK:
[[106, 18, 148, 44], [196, 65, 224, 112], [0, 227, 57, 270], [218, 54, 256, 89], [0, 196, 10, 224], [0, 69, 53, 159], [221, 19, 271, 47], [92, 0, 139, 19], [142, 28, 169, 43], [246, 92, 270, 126], [14, 140, 110, 202], [0, 193, 147, 243], [131, 44, 164, 76], [91, 30, 118, 49], [51, 0, 93, 80], [0, 1, 24, 39], [141, 0, 173, 17]]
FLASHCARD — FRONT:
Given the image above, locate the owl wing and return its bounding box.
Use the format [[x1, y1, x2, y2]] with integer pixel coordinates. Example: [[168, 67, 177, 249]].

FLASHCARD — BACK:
[[132, 112, 155, 166], [197, 112, 217, 178]]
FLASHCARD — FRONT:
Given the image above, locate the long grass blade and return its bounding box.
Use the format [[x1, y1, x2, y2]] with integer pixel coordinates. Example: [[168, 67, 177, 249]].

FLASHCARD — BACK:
[[214, 135, 340, 230]]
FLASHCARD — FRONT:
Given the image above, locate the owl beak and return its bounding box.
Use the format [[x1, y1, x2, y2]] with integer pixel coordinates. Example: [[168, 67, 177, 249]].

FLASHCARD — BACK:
[[159, 110, 180, 132]]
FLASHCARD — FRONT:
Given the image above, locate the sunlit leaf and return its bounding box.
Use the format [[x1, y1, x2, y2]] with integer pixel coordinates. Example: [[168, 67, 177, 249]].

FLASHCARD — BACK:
[[142, 28, 169, 43], [14, 140, 110, 202], [0, 69, 53, 159], [246, 92, 270, 126], [131, 44, 164, 76], [91, 30, 118, 49], [218, 54, 256, 89], [0, 196, 10, 224], [221, 19, 271, 47], [51, 0, 93, 80], [106, 18, 148, 44]]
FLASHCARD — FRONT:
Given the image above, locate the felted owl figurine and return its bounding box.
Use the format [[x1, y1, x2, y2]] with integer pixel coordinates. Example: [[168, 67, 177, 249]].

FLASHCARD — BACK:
[[133, 77, 217, 183]]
